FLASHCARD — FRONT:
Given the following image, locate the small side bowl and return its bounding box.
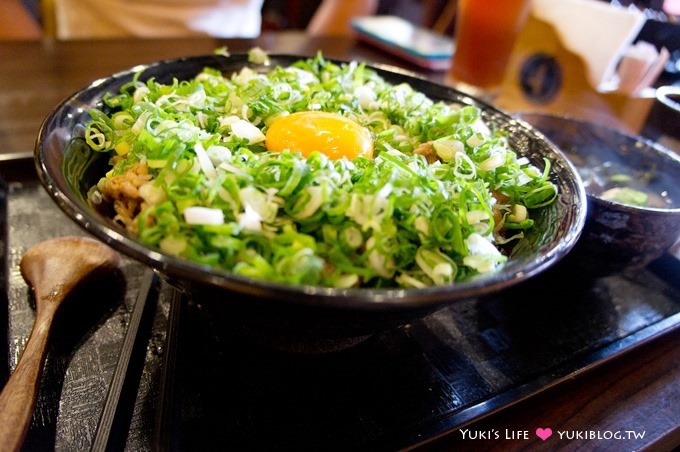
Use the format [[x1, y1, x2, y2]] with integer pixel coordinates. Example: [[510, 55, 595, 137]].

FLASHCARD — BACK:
[[520, 113, 680, 276]]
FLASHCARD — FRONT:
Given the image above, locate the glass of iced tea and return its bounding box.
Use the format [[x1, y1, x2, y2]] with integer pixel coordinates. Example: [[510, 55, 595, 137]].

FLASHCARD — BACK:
[[449, 0, 532, 96]]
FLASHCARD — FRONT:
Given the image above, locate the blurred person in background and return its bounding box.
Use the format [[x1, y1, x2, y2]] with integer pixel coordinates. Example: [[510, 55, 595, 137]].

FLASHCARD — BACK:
[[14, 0, 264, 39], [3, 0, 448, 41]]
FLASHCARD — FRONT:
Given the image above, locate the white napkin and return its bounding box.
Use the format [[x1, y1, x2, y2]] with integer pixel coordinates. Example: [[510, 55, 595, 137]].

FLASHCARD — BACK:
[[532, 0, 646, 91], [616, 41, 670, 95]]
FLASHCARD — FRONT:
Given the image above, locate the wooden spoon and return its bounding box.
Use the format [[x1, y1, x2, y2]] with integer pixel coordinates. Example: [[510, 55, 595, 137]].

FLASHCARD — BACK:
[[0, 236, 120, 452]]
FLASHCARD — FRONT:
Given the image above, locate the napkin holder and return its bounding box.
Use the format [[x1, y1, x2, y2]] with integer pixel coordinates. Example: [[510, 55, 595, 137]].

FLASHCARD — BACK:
[[495, 7, 656, 134]]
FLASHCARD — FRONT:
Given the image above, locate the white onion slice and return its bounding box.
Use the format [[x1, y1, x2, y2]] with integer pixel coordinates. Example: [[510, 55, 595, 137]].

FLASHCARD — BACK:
[[184, 206, 224, 225]]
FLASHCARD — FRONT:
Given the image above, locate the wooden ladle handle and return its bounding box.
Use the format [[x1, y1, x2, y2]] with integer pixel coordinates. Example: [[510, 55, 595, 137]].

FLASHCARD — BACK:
[[0, 236, 121, 452], [0, 305, 58, 452]]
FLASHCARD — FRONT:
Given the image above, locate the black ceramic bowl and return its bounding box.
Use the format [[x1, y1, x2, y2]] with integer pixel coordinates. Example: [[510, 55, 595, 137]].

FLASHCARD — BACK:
[[35, 54, 586, 351], [520, 112, 680, 276]]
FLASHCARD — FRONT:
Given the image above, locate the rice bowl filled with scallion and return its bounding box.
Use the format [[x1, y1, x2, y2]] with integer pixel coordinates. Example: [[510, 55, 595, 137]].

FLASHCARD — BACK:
[[82, 51, 558, 289]]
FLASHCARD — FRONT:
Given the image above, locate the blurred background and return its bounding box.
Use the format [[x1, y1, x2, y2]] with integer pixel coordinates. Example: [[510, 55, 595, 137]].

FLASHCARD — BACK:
[[1, 0, 678, 143], [1, 0, 678, 80], [3, 0, 449, 39]]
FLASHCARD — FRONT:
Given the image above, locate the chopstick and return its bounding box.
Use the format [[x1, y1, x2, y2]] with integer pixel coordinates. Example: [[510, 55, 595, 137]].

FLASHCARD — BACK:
[[153, 286, 186, 452], [90, 269, 160, 452]]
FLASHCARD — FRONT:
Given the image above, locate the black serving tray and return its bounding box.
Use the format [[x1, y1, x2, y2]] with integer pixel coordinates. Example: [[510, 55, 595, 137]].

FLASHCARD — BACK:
[[154, 216, 680, 445], [2, 157, 680, 451], [155, 257, 680, 451], [1, 159, 173, 451]]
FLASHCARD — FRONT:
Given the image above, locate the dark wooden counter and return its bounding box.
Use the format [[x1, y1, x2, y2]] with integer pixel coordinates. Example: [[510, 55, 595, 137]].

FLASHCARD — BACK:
[[420, 326, 680, 451], [0, 33, 678, 451]]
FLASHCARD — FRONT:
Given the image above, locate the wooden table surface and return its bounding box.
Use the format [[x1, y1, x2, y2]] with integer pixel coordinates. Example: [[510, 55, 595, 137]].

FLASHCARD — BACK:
[[0, 33, 678, 451]]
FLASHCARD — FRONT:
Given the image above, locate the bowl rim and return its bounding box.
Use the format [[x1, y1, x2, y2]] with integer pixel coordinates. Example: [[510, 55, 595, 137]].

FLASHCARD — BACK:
[[517, 111, 680, 214], [34, 53, 588, 310], [656, 85, 680, 115]]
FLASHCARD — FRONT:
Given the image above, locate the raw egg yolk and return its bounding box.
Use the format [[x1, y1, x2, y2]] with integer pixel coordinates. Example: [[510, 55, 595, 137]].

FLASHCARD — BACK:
[[265, 111, 373, 160]]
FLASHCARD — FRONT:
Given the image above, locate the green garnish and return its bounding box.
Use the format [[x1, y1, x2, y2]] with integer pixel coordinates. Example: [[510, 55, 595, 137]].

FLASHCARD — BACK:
[[84, 52, 558, 288], [601, 187, 649, 207]]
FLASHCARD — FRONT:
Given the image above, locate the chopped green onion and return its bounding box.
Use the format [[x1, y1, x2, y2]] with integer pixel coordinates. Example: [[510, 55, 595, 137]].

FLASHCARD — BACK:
[[84, 52, 558, 288]]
